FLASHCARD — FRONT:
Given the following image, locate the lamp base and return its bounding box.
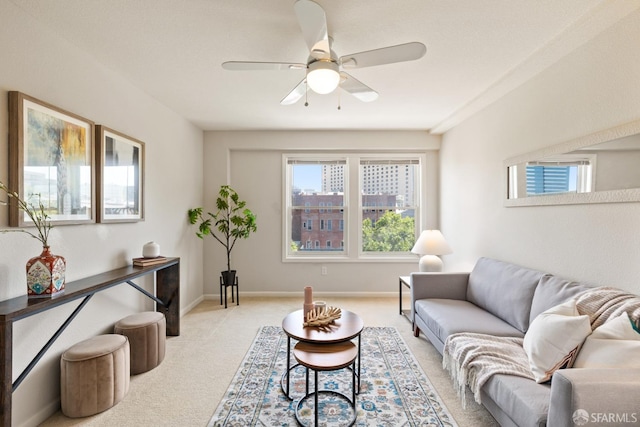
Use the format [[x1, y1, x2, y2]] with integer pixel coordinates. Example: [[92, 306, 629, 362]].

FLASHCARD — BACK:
[[419, 255, 443, 272]]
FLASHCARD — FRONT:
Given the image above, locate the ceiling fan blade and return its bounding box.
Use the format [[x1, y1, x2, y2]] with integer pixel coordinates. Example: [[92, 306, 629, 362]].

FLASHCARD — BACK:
[[340, 72, 378, 102], [294, 0, 331, 59], [339, 42, 426, 69], [222, 61, 306, 71], [281, 78, 308, 105]]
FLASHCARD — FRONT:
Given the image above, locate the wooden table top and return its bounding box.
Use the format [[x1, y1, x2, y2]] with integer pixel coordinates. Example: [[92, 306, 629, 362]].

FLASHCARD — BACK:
[[293, 341, 358, 371], [281, 309, 364, 343]]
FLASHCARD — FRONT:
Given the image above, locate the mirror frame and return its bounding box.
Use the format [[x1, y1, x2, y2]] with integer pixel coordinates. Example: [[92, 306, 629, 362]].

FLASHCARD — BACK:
[[504, 118, 640, 207]]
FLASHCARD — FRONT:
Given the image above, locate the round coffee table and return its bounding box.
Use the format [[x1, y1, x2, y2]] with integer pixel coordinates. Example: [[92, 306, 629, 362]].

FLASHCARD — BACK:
[[293, 341, 358, 427], [281, 309, 364, 400]]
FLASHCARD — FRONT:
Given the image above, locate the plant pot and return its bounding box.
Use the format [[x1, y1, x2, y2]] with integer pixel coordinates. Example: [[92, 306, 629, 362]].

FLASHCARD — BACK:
[[221, 270, 237, 286], [26, 246, 66, 298]]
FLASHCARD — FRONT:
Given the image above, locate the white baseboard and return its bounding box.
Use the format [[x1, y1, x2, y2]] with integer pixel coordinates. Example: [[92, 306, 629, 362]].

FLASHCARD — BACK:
[[203, 291, 396, 299], [24, 398, 60, 427], [180, 295, 204, 317]]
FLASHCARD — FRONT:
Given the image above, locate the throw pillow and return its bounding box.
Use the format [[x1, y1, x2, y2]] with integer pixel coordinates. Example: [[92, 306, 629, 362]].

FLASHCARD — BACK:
[[523, 299, 592, 383], [573, 312, 640, 368]]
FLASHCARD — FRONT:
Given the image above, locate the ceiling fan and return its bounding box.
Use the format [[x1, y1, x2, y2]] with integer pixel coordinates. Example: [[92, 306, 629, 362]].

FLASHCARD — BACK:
[[222, 0, 427, 106]]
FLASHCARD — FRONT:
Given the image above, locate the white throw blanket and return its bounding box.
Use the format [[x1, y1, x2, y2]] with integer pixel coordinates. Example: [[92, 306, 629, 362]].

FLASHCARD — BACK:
[[442, 333, 534, 407], [576, 286, 640, 329], [442, 287, 640, 408]]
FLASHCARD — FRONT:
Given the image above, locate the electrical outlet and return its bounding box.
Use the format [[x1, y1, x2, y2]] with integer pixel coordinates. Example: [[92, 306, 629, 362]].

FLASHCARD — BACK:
[[321, 266, 327, 275]]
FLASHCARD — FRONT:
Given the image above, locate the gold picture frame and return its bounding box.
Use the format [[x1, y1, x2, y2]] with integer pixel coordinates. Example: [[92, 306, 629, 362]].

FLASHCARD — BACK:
[[96, 126, 145, 223], [8, 92, 95, 226]]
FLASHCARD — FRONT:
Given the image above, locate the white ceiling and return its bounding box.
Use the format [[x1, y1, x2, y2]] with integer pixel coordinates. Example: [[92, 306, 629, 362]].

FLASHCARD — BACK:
[[10, 0, 634, 132]]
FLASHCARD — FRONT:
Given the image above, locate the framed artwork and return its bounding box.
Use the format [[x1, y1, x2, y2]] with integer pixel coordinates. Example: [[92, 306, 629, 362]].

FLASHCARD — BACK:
[[8, 92, 95, 226], [96, 126, 145, 223]]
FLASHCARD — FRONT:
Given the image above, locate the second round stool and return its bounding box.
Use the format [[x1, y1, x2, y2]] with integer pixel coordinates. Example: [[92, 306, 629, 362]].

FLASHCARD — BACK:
[[114, 311, 166, 374]]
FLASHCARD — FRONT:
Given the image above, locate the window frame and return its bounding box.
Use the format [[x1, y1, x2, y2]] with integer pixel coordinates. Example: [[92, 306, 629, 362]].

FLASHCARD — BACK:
[[283, 153, 426, 262], [358, 156, 422, 260]]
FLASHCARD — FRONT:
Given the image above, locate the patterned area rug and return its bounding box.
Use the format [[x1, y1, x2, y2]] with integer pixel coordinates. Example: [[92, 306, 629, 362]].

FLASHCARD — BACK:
[[208, 326, 457, 426]]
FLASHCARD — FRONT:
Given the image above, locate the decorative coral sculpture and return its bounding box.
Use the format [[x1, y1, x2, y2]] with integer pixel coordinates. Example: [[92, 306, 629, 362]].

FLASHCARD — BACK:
[[304, 306, 342, 327]]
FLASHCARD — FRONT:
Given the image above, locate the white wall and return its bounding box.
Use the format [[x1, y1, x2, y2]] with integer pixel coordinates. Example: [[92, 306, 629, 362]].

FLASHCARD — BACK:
[[0, 1, 204, 425], [440, 8, 640, 292], [202, 131, 441, 295]]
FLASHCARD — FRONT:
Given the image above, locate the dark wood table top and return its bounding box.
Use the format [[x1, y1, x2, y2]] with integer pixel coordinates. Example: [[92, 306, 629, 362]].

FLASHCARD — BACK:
[[281, 309, 364, 343]]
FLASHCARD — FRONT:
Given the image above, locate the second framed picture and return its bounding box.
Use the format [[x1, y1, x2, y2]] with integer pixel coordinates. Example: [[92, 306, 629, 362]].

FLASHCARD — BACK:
[[96, 126, 145, 223]]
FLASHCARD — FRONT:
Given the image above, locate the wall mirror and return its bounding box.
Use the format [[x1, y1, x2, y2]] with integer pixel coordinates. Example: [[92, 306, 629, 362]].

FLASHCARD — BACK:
[[504, 119, 640, 206]]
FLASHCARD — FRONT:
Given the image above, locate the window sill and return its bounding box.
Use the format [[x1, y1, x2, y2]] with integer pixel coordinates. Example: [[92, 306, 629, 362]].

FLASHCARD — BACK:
[[283, 255, 417, 263]]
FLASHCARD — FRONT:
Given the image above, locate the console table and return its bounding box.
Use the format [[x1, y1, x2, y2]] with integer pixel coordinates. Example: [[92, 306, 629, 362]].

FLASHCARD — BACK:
[[0, 257, 180, 427]]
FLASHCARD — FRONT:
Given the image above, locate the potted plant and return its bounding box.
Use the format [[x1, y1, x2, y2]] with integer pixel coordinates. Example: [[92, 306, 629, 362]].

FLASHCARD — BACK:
[[188, 185, 257, 287], [1, 180, 66, 297]]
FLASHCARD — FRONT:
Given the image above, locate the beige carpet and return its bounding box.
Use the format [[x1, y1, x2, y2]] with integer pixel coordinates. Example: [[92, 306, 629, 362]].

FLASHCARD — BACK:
[[40, 297, 499, 426]]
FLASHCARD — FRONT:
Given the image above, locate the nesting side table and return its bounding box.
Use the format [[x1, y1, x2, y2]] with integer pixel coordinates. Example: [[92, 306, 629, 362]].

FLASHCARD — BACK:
[[293, 341, 358, 427], [281, 309, 363, 398]]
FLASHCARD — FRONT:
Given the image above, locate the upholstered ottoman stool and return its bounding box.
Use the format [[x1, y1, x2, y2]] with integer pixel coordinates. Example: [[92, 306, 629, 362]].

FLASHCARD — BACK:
[[60, 334, 130, 418], [114, 311, 166, 374]]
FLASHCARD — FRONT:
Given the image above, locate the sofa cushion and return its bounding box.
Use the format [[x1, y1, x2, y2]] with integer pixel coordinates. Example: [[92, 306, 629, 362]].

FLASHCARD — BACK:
[[523, 300, 592, 383], [482, 374, 550, 427], [414, 299, 524, 346], [529, 275, 593, 325], [467, 257, 546, 333], [574, 312, 640, 368]]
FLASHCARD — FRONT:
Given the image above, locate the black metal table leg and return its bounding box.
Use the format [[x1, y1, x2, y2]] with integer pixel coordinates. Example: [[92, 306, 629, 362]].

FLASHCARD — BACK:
[[286, 336, 291, 398], [314, 370, 319, 427], [357, 334, 361, 393], [352, 360, 356, 408]]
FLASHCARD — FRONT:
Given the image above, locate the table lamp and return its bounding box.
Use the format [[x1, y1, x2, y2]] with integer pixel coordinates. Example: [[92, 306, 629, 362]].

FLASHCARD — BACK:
[[410, 230, 452, 272]]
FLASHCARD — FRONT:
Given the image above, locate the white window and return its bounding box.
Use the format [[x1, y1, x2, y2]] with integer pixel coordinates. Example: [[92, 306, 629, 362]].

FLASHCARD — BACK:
[[284, 154, 423, 260], [360, 158, 420, 255], [285, 157, 346, 257]]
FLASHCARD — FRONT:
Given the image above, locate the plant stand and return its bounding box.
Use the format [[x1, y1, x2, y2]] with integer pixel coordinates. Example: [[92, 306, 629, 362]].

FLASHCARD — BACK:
[[219, 274, 239, 308]]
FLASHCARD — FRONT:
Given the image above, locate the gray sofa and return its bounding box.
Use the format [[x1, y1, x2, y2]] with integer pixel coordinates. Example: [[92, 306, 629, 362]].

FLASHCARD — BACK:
[[411, 257, 640, 427]]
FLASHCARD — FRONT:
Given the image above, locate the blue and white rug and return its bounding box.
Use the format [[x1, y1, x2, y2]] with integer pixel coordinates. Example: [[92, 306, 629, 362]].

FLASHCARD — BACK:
[[209, 326, 457, 426]]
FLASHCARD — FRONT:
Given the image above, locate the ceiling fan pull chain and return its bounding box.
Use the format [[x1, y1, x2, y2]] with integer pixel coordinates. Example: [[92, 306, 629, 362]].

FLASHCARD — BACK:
[[304, 80, 309, 107], [337, 90, 341, 110]]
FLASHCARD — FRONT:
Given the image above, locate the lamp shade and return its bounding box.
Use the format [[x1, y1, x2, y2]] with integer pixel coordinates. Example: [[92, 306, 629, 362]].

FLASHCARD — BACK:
[[307, 60, 340, 94], [411, 230, 452, 272], [411, 230, 452, 255]]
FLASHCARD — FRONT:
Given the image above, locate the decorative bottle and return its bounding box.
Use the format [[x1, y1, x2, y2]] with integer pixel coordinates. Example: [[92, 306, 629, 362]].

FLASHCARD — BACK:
[[26, 246, 66, 298]]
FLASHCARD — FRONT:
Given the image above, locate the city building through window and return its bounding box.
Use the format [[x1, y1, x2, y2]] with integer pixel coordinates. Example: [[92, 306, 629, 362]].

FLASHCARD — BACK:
[[285, 155, 423, 259]]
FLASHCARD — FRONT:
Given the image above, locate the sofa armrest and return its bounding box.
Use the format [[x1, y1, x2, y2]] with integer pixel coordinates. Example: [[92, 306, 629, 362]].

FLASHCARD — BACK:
[[410, 272, 470, 302], [548, 368, 640, 427]]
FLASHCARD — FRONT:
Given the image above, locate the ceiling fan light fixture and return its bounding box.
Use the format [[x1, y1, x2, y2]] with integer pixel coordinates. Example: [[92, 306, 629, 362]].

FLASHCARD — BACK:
[[306, 60, 340, 94]]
